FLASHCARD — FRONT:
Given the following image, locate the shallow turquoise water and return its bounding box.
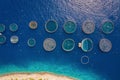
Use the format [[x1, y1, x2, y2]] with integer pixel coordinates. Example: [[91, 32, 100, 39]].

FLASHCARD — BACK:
[[0, 61, 104, 80]]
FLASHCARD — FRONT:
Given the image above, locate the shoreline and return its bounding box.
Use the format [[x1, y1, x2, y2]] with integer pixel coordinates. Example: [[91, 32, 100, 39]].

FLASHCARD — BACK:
[[0, 72, 77, 80]]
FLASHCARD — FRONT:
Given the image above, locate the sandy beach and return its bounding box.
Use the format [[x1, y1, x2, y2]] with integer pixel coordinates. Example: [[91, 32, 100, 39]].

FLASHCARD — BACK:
[[0, 72, 76, 80]]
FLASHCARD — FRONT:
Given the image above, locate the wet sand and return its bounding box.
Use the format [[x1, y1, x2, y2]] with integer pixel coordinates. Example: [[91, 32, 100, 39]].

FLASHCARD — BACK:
[[0, 72, 76, 80]]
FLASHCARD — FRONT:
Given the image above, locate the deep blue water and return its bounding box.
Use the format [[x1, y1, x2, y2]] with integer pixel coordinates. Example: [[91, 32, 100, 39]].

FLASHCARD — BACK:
[[0, 0, 120, 80]]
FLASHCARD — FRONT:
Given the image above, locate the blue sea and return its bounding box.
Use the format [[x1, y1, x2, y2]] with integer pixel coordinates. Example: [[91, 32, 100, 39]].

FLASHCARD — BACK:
[[0, 0, 120, 80]]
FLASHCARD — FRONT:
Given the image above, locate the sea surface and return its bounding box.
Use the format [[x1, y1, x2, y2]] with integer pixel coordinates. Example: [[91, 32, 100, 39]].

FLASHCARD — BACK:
[[0, 0, 120, 80]]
